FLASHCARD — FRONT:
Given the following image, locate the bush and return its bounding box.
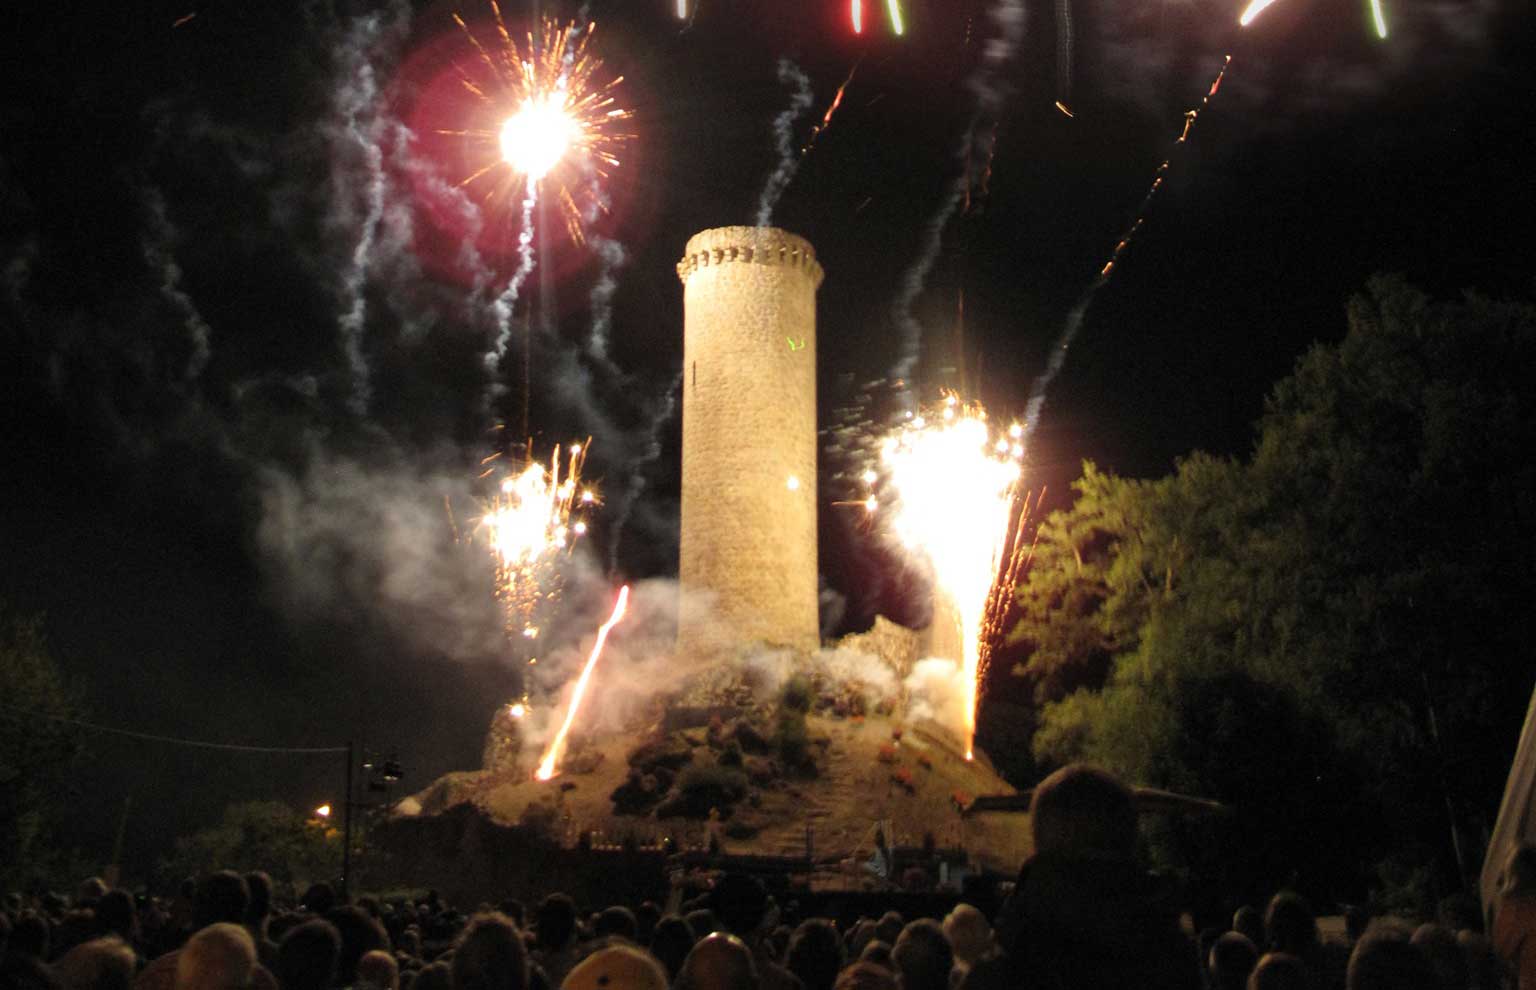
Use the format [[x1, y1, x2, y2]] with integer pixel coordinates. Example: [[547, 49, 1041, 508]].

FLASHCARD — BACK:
[[781, 675, 814, 715], [658, 765, 750, 819], [778, 711, 811, 769], [718, 740, 744, 768]]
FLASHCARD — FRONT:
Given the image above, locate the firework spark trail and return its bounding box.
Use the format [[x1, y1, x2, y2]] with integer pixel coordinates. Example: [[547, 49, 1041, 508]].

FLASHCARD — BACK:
[[1055, 0, 1073, 106], [879, 396, 1024, 758], [798, 60, 860, 163], [606, 373, 681, 574], [1238, 0, 1283, 26], [754, 59, 816, 228], [484, 181, 538, 385], [536, 584, 630, 780], [889, 0, 1024, 386], [852, 0, 863, 34], [1021, 55, 1232, 445], [141, 187, 212, 380], [1369, 0, 1389, 38]]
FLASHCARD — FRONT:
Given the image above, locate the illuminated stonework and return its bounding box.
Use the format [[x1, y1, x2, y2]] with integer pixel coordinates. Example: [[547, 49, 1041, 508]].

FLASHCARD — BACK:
[[676, 226, 823, 656]]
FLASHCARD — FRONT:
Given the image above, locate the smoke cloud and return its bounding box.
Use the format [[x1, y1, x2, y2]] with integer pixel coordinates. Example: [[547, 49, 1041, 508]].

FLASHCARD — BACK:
[[140, 187, 213, 381], [754, 59, 816, 228]]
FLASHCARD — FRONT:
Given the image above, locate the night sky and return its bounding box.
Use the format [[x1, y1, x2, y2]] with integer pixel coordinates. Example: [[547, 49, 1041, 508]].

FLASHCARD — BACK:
[[3, 0, 1533, 871]]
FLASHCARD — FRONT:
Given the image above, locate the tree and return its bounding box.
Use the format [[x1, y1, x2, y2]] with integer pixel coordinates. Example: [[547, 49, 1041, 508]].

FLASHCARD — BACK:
[[161, 800, 339, 896], [1014, 277, 1536, 901], [0, 609, 83, 886]]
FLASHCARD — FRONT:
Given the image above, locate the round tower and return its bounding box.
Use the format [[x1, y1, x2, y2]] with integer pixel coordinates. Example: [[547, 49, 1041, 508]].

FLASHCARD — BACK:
[[676, 226, 823, 657]]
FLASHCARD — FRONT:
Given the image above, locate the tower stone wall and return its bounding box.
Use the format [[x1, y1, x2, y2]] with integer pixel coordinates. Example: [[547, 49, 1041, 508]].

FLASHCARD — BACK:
[[676, 226, 823, 657]]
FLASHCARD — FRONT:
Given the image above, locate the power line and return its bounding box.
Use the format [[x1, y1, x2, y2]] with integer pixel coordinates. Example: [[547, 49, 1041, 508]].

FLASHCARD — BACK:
[[0, 704, 347, 754]]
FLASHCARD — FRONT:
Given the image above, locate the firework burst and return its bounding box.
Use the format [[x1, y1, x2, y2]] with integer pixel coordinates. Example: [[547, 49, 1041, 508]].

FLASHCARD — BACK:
[[479, 441, 598, 647], [441, 7, 632, 244], [872, 395, 1029, 759]]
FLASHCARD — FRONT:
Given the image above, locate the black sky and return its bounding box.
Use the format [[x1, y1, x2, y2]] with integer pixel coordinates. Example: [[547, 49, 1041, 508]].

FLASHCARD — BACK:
[[2, 0, 1533, 873]]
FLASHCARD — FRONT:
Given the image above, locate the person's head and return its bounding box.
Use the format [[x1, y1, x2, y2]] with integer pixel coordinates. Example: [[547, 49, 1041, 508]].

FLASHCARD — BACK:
[[674, 933, 757, 990], [357, 949, 400, 990], [95, 891, 136, 941], [10, 912, 51, 960], [451, 914, 528, 990], [75, 879, 108, 909], [1233, 906, 1264, 946], [327, 906, 390, 987], [52, 937, 136, 990], [412, 962, 452, 990], [1263, 892, 1317, 955], [832, 962, 897, 990], [243, 874, 273, 927], [646, 916, 696, 981], [592, 907, 637, 943], [1502, 844, 1536, 896], [300, 885, 336, 917], [176, 923, 257, 990], [632, 904, 660, 947], [683, 910, 719, 940], [707, 875, 769, 940], [1457, 929, 1501, 990], [1208, 931, 1259, 990], [559, 945, 667, 990], [1344, 905, 1372, 944], [784, 920, 843, 990], [858, 941, 893, 971], [941, 904, 993, 968], [194, 873, 251, 930], [1028, 764, 1137, 859], [277, 918, 341, 990], [891, 920, 953, 990], [534, 895, 577, 952], [1247, 953, 1307, 990], [1347, 927, 1437, 990], [872, 912, 904, 948], [1409, 923, 1461, 990], [497, 902, 526, 930]]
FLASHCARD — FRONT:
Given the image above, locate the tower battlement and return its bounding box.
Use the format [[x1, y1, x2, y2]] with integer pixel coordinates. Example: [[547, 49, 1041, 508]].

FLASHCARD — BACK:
[[676, 226, 825, 287]]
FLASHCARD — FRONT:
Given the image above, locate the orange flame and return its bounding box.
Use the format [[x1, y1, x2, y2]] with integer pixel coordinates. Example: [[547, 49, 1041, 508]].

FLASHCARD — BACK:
[[535, 585, 631, 780]]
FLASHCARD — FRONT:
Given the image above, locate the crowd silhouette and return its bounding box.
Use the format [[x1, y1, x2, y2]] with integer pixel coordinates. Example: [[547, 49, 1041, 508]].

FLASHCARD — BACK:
[[4, 765, 1531, 990]]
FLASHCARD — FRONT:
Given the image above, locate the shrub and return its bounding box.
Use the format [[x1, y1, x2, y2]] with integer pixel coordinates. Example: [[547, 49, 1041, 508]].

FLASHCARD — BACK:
[[658, 765, 750, 819], [781, 675, 814, 715]]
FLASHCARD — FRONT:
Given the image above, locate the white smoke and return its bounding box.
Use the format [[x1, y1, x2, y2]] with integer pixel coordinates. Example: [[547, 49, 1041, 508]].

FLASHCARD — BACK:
[[754, 59, 816, 228], [141, 186, 213, 381], [904, 656, 969, 738]]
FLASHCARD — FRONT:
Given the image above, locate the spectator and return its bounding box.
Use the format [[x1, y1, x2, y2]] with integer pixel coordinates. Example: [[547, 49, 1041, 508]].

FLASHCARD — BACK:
[[357, 951, 399, 990], [705, 876, 797, 990], [857, 943, 892, 971], [832, 962, 895, 990], [531, 897, 578, 989], [591, 909, 636, 943], [175, 924, 255, 990], [1247, 952, 1307, 990], [890, 921, 951, 990], [275, 919, 339, 990], [1208, 932, 1258, 990], [1494, 844, 1536, 988], [451, 915, 527, 990], [784, 921, 842, 990], [241, 877, 278, 974], [871, 915, 903, 951], [1456, 929, 1503, 990], [940, 905, 993, 973], [683, 912, 719, 941], [559, 945, 666, 990], [990, 764, 1200, 989], [674, 933, 758, 990], [325, 908, 388, 989], [412, 963, 451, 990], [7, 914, 50, 963], [1234, 907, 1265, 948], [1409, 924, 1461, 990], [1347, 928, 1436, 990], [1262, 893, 1318, 958], [646, 917, 695, 982], [52, 939, 135, 990], [95, 894, 137, 949]]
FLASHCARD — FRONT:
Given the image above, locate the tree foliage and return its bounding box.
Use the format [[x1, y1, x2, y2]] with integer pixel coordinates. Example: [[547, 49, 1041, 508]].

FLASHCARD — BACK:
[[1012, 277, 1536, 902], [162, 800, 339, 895], [0, 610, 83, 886]]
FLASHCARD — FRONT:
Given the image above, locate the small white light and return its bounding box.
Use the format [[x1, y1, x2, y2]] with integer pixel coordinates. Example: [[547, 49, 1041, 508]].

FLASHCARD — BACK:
[[786, 475, 801, 491], [573, 521, 588, 534], [861, 469, 878, 485], [864, 496, 878, 512], [508, 703, 527, 719]]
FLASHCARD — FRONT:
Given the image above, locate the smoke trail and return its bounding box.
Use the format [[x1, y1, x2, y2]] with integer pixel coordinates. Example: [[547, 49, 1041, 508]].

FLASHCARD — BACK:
[[754, 59, 816, 228], [330, 9, 404, 417], [607, 373, 681, 574], [1055, 0, 1074, 104], [586, 235, 626, 368], [1019, 298, 1086, 442], [483, 181, 539, 397], [141, 187, 213, 381], [889, 0, 1025, 385]]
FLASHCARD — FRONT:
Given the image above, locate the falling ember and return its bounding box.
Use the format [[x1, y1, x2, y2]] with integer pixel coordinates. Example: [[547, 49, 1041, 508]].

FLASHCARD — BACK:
[[508, 702, 527, 719], [441, 11, 632, 243], [1368, 0, 1388, 38], [885, 0, 905, 35], [535, 585, 631, 781], [877, 396, 1024, 759], [851, 0, 863, 34]]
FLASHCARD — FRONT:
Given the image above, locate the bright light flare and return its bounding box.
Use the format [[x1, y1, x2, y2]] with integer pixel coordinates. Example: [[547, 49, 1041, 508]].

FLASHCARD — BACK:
[[852, 0, 863, 33], [508, 702, 527, 719], [535, 585, 631, 781], [1369, 0, 1388, 37], [880, 399, 1023, 759], [1238, 0, 1282, 26], [499, 93, 577, 179], [885, 0, 905, 35], [315, 804, 332, 818]]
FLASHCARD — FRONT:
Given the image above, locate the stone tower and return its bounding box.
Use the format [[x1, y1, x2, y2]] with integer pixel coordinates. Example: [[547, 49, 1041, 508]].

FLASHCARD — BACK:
[[676, 226, 823, 657]]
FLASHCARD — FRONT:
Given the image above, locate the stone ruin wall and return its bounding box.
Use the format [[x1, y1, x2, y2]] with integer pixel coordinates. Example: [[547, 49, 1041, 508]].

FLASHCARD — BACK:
[[676, 226, 823, 658]]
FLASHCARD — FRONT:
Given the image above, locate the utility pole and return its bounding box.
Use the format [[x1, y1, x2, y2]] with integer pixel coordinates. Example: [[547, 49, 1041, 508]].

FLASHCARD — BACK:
[[341, 740, 354, 901]]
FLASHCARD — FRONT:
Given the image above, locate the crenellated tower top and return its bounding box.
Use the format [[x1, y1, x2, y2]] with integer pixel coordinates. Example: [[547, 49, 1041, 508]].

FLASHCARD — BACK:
[[676, 226, 824, 288]]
